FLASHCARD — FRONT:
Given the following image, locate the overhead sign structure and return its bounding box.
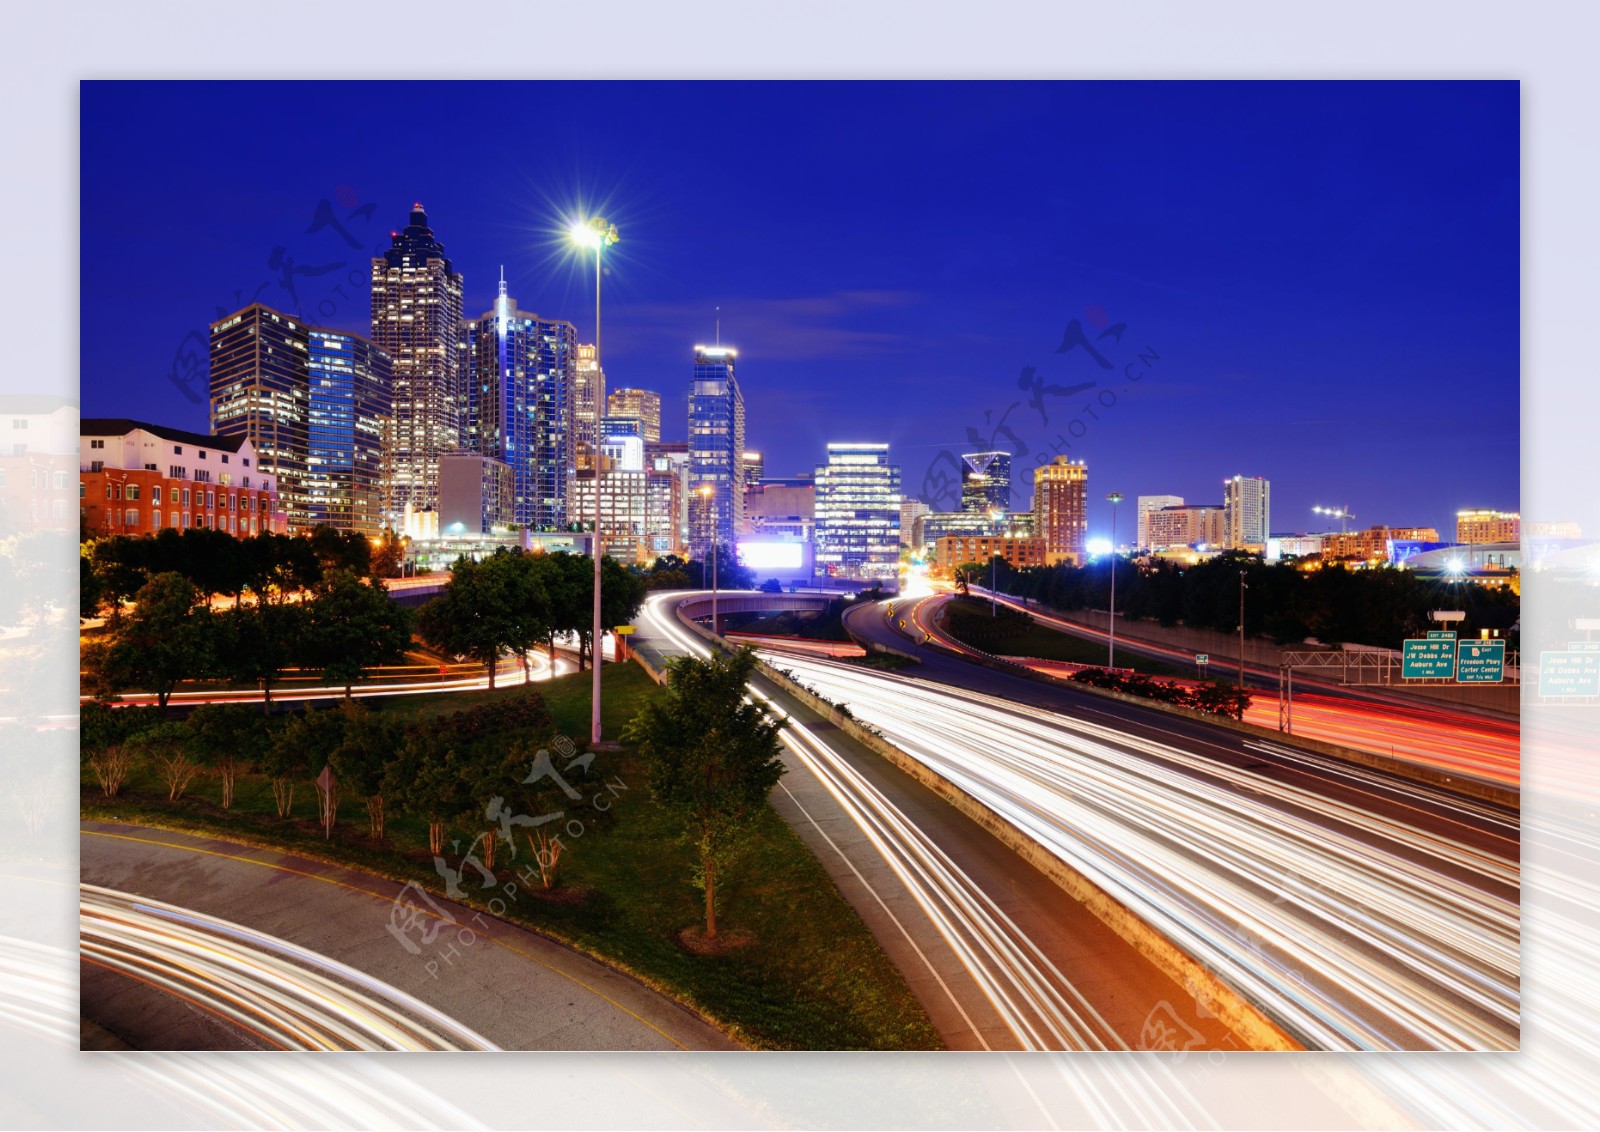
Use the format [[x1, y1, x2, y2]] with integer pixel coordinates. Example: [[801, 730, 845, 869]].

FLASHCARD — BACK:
[[1540, 651, 1600, 697], [1430, 610, 1467, 623], [1426, 630, 1458, 641], [1456, 639, 1506, 684], [1402, 638, 1456, 679]]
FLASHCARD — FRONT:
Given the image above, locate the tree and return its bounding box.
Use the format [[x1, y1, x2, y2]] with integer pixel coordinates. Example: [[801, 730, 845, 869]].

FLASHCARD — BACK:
[[306, 570, 415, 696], [386, 726, 472, 855], [625, 648, 787, 942], [260, 709, 342, 819], [309, 524, 373, 578], [371, 531, 406, 579], [80, 572, 211, 711], [131, 721, 203, 801], [214, 599, 306, 711], [185, 703, 268, 809], [82, 741, 133, 799], [417, 555, 518, 688], [599, 556, 649, 658], [487, 550, 554, 681], [330, 703, 399, 839]]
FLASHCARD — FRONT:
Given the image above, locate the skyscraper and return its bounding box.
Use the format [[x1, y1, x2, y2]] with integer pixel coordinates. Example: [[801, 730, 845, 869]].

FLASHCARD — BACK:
[[607, 388, 661, 444], [688, 345, 745, 557], [1223, 474, 1271, 548], [370, 203, 464, 520], [814, 443, 901, 580], [306, 328, 392, 535], [960, 451, 1011, 513], [209, 303, 312, 530], [459, 275, 577, 529], [574, 344, 601, 470], [1136, 494, 1184, 551], [1033, 456, 1088, 564]]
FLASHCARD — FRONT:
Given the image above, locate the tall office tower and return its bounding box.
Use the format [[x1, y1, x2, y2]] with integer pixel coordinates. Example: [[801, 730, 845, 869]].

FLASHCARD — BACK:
[[210, 303, 312, 530], [607, 387, 661, 444], [306, 329, 392, 535], [574, 344, 601, 470], [900, 497, 930, 550], [960, 451, 1011, 512], [1223, 474, 1271, 548], [1456, 509, 1521, 544], [459, 276, 578, 529], [647, 439, 692, 550], [814, 443, 902, 580], [743, 450, 765, 488], [687, 345, 745, 557], [1136, 494, 1184, 551], [1033, 456, 1088, 563], [370, 203, 464, 520]]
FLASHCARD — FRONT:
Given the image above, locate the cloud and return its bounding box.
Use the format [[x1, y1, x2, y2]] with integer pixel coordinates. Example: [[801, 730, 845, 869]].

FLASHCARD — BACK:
[[617, 290, 921, 361]]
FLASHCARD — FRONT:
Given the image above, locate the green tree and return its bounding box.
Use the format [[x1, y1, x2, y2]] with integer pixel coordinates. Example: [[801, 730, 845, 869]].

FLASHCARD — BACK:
[[417, 555, 518, 688], [130, 720, 202, 801], [626, 648, 787, 942], [184, 703, 269, 808], [214, 600, 307, 711], [371, 531, 406, 579], [330, 703, 400, 839], [81, 572, 212, 711], [385, 726, 473, 855], [260, 709, 342, 818], [306, 570, 415, 696]]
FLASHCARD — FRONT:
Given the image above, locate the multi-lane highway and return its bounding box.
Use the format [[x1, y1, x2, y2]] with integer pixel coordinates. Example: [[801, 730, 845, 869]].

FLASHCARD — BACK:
[[646, 590, 1519, 1050]]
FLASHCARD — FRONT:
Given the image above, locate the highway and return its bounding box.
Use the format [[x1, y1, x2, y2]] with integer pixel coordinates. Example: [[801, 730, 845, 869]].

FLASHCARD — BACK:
[[785, 595, 1521, 1050], [958, 587, 1518, 781], [634, 592, 1244, 1053]]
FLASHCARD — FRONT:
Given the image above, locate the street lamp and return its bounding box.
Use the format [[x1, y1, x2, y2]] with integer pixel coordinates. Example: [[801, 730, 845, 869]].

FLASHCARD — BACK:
[[987, 508, 1003, 615], [698, 485, 718, 636], [1238, 569, 1249, 689], [1106, 492, 1123, 669], [570, 216, 620, 748], [1312, 505, 1355, 535]]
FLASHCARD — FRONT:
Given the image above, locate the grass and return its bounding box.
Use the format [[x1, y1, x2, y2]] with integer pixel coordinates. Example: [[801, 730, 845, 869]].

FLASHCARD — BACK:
[[944, 597, 1183, 676], [845, 652, 915, 671], [81, 661, 941, 1051]]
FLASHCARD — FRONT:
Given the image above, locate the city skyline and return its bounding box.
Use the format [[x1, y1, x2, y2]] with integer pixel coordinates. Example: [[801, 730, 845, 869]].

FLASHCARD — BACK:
[[80, 81, 1519, 541]]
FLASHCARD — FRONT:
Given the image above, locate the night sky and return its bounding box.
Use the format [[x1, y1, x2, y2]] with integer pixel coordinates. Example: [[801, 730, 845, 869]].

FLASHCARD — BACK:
[[80, 80, 1519, 540]]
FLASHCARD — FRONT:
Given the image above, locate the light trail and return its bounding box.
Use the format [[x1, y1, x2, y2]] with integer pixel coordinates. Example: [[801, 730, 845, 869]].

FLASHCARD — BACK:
[[79, 885, 499, 1051], [759, 650, 1519, 1051]]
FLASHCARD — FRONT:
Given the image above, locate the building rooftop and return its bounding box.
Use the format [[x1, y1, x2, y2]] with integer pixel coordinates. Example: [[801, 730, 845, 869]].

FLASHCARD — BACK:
[[80, 418, 246, 453]]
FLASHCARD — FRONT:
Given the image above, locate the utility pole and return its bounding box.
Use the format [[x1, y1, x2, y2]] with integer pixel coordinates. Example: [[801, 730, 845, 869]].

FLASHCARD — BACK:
[[1238, 569, 1248, 688]]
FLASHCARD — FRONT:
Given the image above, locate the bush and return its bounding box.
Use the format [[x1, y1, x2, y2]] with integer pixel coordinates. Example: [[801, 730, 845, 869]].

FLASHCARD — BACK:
[[1070, 669, 1250, 720]]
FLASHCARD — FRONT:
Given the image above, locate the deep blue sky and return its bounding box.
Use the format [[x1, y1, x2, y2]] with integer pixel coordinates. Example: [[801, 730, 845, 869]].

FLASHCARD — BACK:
[[80, 80, 1518, 539]]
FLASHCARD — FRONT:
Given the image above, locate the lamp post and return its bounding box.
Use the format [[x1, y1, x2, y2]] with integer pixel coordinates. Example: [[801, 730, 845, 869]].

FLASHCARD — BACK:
[[698, 485, 718, 636], [987, 508, 1003, 616], [1106, 492, 1123, 669], [570, 216, 619, 747], [1238, 569, 1249, 689]]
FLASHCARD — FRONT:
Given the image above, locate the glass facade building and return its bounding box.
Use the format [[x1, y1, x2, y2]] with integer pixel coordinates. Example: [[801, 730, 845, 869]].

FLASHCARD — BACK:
[[814, 442, 901, 580], [459, 277, 577, 530], [1034, 456, 1088, 563], [306, 329, 392, 535], [1223, 474, 1271, 548], [688, 346, 745, 558], [370, 204, 464, 520], [606, 387, 661, 444], [960, 450, 1011, 513], [209, 303, 312, 530]]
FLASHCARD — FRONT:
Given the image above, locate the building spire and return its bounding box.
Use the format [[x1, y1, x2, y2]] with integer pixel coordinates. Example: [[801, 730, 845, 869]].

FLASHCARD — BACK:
[[715, 305, 721, 346], [498, 264, 507, 298]]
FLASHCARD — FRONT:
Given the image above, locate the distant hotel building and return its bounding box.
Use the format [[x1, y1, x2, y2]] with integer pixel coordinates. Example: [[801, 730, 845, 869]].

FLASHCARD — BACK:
[[934, 533, 1048, 575], [814, 443, 901, 580], [438, 453, 514, 535], [1223, 474, 1271, 548], [688, 345, 745, 557], [607, 388, 662, 445], [306, 328, 391, 535], [573, 344, 602, 470], [371, 203, 464, 519], [1033, 456, 1088, 564], [572, 464, 682, 564], [1147, 503, 1226, 550], [80, 419, 282, 538], [459, 276, 577, 530], [1456, 509, 1520, 544], [1322, 524, 1440, 561], [1136, 494, 1184, 551], [961, 451, 1011, 513]]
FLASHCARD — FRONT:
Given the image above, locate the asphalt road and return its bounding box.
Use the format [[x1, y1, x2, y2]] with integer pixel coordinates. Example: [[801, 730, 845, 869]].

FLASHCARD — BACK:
[[79, 822, 738, 1052]]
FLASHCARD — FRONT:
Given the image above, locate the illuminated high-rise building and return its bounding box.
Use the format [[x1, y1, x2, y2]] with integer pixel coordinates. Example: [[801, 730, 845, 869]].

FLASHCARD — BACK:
[[743, 450, 765, 488], [574, 344, 601, 470], [814, 442, 901, 580], [1136, 494, 1184, 551], [688, 345, 744, 557], [960, 451, 1011, 512], [1456, 509, 1520, 544], [1033, 456, 1088, 563], [306, 328, 392, 535], [1223, 474, 1271, 548], [209, 303, 312, 530], [607, 387, 661, 444], [459, 274, 577, 529], [370, 203, 464, 520]]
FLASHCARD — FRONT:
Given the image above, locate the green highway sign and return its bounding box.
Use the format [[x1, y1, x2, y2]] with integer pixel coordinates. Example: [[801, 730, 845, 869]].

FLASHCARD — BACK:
[[1456, 639, 1506, 684], [1402, 638, 1456, 679], [1195, 654, 1208, 664], [1540, 651, 1600, 697], [1568, 641, 1600, 652], [1426, 630, 1457, 640]]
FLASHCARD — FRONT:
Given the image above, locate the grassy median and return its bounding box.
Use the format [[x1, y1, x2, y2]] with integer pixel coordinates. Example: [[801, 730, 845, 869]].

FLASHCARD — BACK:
[[944, 597, 1183, 675], [81, 661, 941, 1051]]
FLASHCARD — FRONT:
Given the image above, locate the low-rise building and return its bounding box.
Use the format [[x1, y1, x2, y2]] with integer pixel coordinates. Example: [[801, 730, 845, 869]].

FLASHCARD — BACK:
[[934, 534, 1051, 575]]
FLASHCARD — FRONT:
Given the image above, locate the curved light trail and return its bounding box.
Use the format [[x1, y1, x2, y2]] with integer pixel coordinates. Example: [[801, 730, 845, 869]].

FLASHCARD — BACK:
[[760, 649, 1518, 1051], [80, 885, 498, 1051]]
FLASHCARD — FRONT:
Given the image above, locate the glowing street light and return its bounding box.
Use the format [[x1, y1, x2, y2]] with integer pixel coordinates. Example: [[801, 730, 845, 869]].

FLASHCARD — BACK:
[[1106, 492, 1123, 669], [1312, 504, 1356, 535], [569, 215, 620, 748]]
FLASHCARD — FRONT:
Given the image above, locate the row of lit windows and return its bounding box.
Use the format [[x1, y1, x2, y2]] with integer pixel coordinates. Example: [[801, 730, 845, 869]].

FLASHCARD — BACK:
[[89, 482, 266, 512], [108, 509, 263, 534]]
